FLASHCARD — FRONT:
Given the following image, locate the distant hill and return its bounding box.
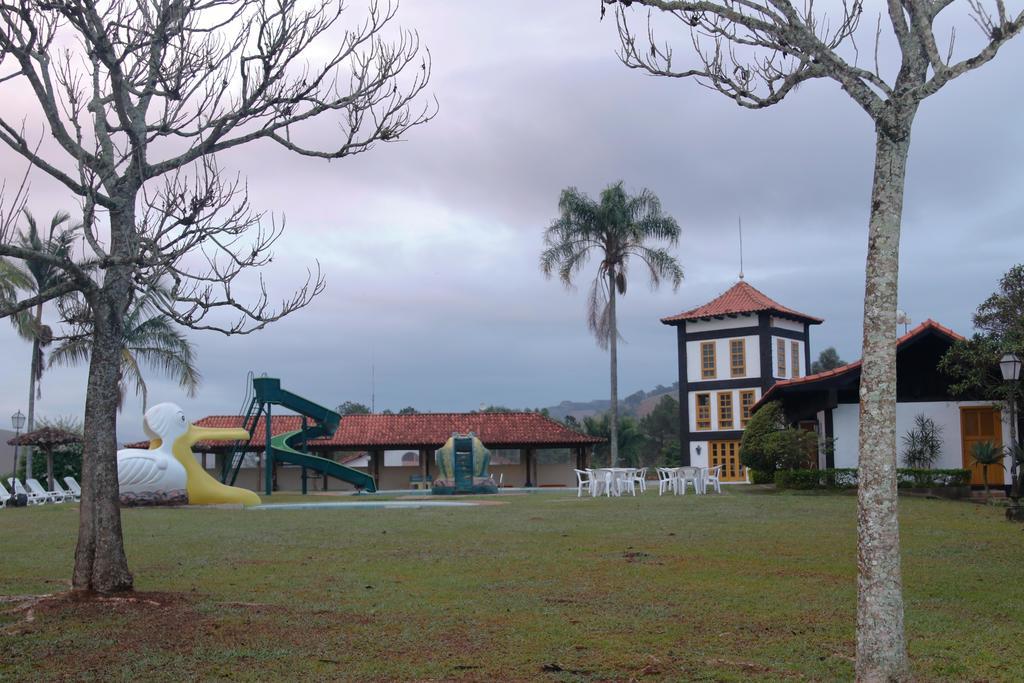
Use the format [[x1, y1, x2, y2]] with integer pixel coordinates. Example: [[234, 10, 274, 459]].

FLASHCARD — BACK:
[[545, 383, 678, 421]]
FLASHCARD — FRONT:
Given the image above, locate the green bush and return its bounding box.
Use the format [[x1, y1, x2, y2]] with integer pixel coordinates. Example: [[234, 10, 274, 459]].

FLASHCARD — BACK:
[[773, 469, 824, 490], [773, 468, 970, 490], [748, 469, 774, 485], [740, 402, 817, 473]]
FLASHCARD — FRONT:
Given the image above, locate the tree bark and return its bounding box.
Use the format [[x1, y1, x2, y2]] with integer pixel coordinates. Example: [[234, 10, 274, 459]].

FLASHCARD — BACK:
[[855, 124, 913, 682], [608, 272, 619, 468], [72, 207, 135, 594], [25, 302, 42, 479]]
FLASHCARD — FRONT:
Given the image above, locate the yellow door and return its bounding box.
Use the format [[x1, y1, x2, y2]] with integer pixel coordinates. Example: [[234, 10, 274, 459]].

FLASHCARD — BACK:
[[960, 406, 1004, 487], [709, 440, 745, 482]]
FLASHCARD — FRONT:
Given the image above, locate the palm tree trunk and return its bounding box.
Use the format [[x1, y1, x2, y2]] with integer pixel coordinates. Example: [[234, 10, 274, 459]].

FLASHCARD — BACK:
[[72, 207, 134, 593], [24, 302, 43, 480], [608, 272, 619, 468], [855, 122, 913, 682]]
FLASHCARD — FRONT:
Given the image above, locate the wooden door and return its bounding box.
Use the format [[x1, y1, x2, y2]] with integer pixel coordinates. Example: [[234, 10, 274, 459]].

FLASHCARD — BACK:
[[960, 406, 1004, 487], [709, 440, 745, 482]]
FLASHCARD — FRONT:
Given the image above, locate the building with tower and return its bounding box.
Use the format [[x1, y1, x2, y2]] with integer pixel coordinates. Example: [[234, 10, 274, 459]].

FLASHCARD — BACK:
[[660, 280, 823, 480]]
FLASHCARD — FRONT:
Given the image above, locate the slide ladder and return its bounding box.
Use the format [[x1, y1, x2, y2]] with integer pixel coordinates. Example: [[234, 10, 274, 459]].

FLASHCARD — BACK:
[[252, 377, 377, 494]]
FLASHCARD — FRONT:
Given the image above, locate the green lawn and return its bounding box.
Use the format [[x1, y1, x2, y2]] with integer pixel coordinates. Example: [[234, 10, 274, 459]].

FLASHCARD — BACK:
[[1, 489, 1021, 681]]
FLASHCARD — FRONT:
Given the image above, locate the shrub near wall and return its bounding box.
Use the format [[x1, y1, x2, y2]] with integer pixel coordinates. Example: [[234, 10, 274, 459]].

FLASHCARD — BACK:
[[774, 468, 971, 491]]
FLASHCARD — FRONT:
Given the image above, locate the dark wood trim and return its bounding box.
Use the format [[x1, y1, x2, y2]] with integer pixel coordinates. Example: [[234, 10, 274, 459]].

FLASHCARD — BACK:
[[688, 429, 746, 441], [677, 326, 691, 466], [804, 323, 812, 375], [686, 378, 763, 392], [823, 407, 835, 469], [758, 312, 775, 394], [685, 325, 806, 342]]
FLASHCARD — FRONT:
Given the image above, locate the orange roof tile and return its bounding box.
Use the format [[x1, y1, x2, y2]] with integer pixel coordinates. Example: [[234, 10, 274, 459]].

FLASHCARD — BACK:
[[661, 281, 823, 325], [126, 412, 602, 451]]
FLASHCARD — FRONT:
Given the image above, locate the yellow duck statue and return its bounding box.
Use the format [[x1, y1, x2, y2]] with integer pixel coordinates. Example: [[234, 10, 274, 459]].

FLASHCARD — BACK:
[[117, 402, 260, 506]]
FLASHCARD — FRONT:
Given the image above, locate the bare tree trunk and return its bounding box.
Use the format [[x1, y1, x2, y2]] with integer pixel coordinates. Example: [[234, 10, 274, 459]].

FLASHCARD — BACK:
[[608, 272, 619, 468], [72, 208, 134, 594], [25, 302, 42, 479], [856, 124, 912, 682]]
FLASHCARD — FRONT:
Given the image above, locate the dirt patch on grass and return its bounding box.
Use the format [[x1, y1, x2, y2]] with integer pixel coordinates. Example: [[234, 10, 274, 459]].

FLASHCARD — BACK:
[[1, 591, 324, 680]]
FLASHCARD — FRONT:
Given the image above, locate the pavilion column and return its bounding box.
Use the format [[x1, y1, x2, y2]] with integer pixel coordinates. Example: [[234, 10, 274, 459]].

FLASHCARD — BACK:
[[524, 448, 535, 487], [373, 449, 383, 488], [420, 449, 428, 480]]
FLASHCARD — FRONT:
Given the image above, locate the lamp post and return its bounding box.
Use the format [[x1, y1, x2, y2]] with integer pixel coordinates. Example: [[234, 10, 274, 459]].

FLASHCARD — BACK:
[[999, 353, 1021, 504], [10, 410, 25, 484]]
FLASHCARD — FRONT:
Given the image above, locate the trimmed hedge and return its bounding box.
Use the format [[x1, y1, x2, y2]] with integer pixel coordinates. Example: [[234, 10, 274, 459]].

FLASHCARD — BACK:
[[747, 469, 774, 485], [774, 468, 971, 490]]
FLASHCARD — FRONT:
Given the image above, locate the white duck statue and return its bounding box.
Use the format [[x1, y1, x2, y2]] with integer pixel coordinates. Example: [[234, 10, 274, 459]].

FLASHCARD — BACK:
[[117, 402, 260, 506]]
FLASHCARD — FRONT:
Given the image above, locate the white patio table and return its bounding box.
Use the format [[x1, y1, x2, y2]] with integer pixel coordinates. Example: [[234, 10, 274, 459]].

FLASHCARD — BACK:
[[594, 468, 638, 496]]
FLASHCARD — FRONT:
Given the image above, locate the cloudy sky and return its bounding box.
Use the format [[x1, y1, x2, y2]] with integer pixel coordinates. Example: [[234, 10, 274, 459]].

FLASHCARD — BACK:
[[1, 1, 1022, 442]]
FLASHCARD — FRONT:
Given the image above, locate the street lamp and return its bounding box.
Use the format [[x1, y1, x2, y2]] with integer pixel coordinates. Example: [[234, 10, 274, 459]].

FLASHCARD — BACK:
[[10, 410, 25, 486], [1000, 354, 1021, 504]]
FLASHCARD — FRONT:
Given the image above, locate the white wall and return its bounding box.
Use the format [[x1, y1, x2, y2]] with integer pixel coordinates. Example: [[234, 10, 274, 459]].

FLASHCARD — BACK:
[[831, 401, 1012, 482], [685, 314, 756, 334], [688, 440, 709, 468], [771, 337, 805, 379], [770, 317, 805, 333], [686, 335, 760, 383]]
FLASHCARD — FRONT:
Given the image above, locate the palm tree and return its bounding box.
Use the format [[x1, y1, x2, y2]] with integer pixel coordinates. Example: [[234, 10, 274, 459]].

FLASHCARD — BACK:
[[50, 287, 200, 411], [583, 412, 646, 467], [541, 181, 682, 467], [970, 441, 1005, 503], [6, 211, 81, 477]]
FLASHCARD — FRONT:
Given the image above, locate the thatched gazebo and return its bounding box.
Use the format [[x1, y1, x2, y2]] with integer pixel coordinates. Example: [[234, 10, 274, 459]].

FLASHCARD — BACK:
[[8, 427, 81, 490]]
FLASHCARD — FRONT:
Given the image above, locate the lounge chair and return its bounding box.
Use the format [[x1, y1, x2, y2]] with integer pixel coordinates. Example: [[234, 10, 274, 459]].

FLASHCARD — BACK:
[[27, 478, 65, 503], [64, 476, 83, 500], [52, 480, 77, 502], [0, 481, 11, 507], [8, 478, 47, 505]]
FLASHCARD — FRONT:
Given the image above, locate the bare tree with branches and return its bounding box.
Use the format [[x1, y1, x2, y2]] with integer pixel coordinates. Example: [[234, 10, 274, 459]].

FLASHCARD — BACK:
[[0, 0, 433, 594], [603, 1, 1022, 679]]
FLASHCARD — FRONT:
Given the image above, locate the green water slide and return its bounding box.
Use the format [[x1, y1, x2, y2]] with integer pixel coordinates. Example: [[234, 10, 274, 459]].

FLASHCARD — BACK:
[[254, 377, 377, 494]]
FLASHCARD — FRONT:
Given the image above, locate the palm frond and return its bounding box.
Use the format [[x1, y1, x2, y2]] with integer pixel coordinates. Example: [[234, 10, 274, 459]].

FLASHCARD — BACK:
[[48, 336, 93, 368], [630, 246, 685, 291], [542, 181, 682, 348], [121, 348, 149, 411]]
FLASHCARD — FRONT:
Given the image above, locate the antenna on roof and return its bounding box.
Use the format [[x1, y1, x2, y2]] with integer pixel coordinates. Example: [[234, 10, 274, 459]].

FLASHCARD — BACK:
[[738, 216, 745, 281]]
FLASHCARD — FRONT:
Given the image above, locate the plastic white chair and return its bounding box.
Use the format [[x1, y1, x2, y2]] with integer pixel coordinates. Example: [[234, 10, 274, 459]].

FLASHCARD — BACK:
[[27, 478, 64, 503], [8, 478, 46, 505], [0, 481, 11, 507], [632, 467, 648, 493], [574, 469, 593, 498], [616, 470, 637, 496], [659, 466, 675, 493], [677, 467, 702, 495], [64, 477, 83, 499], [704, 465, 722, 494], [588, 469, 612, 497]]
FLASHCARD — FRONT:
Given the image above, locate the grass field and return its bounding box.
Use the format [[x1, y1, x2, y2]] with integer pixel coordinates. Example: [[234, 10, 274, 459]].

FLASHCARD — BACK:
[[1, 488, 1021, 681]]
